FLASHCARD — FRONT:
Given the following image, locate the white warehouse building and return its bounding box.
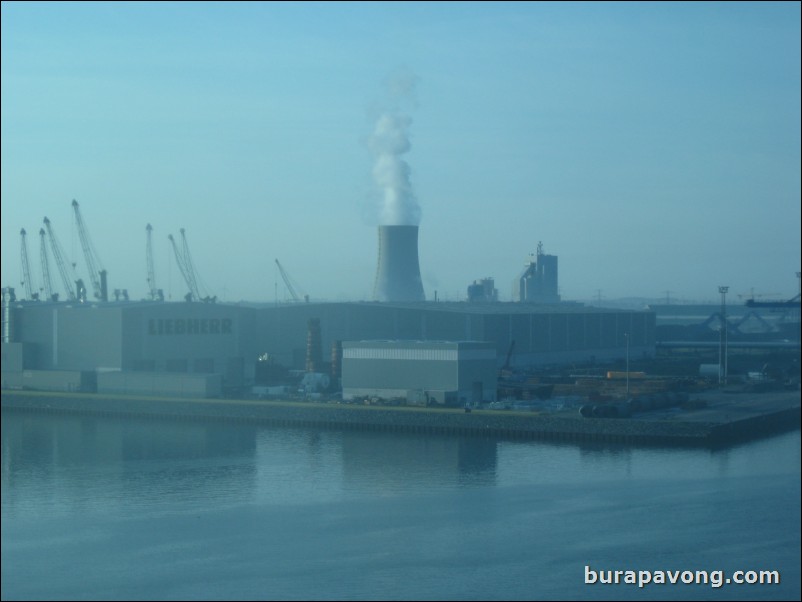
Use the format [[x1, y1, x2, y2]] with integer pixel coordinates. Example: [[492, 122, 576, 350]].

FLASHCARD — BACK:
[[341, 340, 498, 406]]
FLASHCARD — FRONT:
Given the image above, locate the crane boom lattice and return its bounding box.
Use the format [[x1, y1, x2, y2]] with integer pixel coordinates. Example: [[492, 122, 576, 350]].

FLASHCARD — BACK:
[[180, 229, 202, 302], [168, 229, 213, 302], [275, 259, 308, 303], [168, 233, 196, 302], [39, 228, 57, 302], [146, 224, 163, 301], [19, 229, 39, 300], [43, 216, 83, 301], [72, 200, 107, 301]]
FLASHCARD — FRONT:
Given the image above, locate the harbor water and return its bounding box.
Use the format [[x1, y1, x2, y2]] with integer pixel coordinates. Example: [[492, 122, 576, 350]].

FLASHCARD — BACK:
[[1, 408, 800, 600]]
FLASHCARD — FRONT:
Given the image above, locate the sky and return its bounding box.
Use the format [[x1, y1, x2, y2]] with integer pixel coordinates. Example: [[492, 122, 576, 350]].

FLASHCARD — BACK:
[[2, 1, 800, 305]]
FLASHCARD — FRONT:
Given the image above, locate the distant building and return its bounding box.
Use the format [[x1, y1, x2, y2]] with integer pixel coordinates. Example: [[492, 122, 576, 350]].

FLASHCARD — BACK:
[[467, 278, 498, 302], [516, 242, 560, 304]]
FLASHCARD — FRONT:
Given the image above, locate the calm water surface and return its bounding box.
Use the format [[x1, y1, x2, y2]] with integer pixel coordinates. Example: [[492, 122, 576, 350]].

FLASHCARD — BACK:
[[1, 408, 800, 600]]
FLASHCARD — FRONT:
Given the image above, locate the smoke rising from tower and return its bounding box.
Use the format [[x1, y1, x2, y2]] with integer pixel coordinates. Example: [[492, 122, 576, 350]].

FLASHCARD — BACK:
[[368, 73, 421, 226], [369, 72, 426, 302]]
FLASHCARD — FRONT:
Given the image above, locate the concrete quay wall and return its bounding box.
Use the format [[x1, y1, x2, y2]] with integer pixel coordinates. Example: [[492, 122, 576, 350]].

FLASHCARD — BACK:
[[2, 390, 798, 448]]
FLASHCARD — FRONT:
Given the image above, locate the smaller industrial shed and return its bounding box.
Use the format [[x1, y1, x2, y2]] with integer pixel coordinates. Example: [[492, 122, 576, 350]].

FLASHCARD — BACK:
[[341, 340, 497, 406], [96, 371, 222, 399]]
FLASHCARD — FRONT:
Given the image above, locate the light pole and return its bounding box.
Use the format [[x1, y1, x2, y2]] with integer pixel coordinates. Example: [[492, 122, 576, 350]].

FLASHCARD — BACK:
[[719, 286, 729, 385]]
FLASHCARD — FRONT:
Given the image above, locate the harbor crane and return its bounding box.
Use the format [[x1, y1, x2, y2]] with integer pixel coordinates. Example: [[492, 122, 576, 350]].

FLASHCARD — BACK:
[[43, 216, 85, 302], [39, 228, 57, 302], [19, 229, 39, 300], [168, 232, 197, 302], [168, 229, 214, 303], [72, 199, 108, 301], [146, 224, 164, 301], [275, 259, 309, 303]]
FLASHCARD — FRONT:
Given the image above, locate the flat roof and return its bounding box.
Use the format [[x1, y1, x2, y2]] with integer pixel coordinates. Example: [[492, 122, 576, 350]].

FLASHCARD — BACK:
[[12, 299, 654, 316], [342, 340, 494, 348], [348, 301, 652, 315]]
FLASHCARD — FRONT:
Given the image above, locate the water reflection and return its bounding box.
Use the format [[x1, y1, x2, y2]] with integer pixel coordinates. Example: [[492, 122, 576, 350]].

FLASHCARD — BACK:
[[2, 410, 501, 512], [2, 411, 257, 467], [340, 431, 498, 494], [5, 410, 800, 505], [1, 410, 259, 517], [1, 409, 799, 601]]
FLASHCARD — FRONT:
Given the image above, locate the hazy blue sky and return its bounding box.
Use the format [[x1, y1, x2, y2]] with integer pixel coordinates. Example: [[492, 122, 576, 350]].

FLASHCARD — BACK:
[[2, 1, 800, 304]]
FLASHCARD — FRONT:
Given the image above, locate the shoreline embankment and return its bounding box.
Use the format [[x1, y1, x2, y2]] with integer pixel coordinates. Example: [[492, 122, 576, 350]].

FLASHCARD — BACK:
[[1, 389, 799, 448]]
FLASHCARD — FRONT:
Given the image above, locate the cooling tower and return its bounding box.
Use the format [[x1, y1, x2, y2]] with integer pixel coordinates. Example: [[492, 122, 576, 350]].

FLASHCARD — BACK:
[[373, 225, 425, 302]]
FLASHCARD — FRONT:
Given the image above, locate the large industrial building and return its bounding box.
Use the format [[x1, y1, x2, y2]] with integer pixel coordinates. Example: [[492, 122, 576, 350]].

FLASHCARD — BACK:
[[2, 208, 657, 399], [2, 296, 656, 398]]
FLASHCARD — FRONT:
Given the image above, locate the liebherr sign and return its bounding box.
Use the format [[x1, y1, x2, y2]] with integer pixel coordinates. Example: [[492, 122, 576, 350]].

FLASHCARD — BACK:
[[148, 318, 233, 335]]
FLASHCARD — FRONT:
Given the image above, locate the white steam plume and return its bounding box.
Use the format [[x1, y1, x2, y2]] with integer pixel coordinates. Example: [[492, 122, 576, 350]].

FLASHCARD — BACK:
[[368, 73, 421, 226]]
